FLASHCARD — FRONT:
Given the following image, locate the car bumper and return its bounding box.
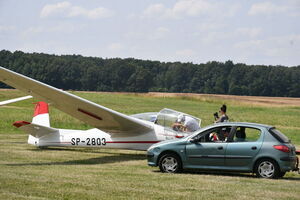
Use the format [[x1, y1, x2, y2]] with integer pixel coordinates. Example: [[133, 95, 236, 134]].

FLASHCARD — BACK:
[[147, 148, 161, 167], [279, 156, 299, 172], [147, 152, 156, 167]]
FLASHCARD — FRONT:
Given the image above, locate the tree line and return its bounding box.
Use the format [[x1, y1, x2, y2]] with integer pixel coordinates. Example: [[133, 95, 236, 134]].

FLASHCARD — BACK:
[[0, 50, 299, 97]]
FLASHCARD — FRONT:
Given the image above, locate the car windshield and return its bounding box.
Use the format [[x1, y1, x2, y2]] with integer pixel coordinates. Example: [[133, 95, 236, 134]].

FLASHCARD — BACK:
[[269, 128, 290, 143]]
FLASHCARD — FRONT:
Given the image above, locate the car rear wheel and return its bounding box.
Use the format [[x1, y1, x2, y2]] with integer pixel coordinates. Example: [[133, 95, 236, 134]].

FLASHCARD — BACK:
[[158, 153, 182, 173], [255, 159, 280, 179]]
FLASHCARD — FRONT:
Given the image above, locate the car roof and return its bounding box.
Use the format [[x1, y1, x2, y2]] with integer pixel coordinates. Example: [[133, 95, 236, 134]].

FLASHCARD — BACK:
[[204, 122, 274, 129]]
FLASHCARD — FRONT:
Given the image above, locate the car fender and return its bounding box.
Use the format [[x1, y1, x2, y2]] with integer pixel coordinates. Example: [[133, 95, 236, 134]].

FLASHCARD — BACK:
[[252, 154, 281, 171], [157, 150, 183, 164], [157, 141, 188, 165]]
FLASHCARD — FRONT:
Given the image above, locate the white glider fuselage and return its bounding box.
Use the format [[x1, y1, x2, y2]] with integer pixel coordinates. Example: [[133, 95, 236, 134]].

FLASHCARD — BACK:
[[24, 107, 189, 150], [13, 102, 192, 151], [23, 110, 190, 150], [28, 124, 166, 151]]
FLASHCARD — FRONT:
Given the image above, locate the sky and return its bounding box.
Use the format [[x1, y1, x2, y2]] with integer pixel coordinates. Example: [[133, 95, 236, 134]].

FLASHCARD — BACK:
[[0, 0, 299, 66]]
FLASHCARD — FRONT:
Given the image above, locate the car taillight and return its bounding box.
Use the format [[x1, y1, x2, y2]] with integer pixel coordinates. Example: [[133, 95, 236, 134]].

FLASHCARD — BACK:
[[273, 145, 290, 153]]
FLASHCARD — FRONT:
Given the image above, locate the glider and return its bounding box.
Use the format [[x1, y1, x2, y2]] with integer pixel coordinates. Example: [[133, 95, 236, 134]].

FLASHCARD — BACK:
[[0, 66, 201, 150]]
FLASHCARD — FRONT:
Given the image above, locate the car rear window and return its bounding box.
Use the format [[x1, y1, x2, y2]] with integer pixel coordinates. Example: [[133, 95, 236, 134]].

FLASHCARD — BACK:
[[269, 128, 290, 143]]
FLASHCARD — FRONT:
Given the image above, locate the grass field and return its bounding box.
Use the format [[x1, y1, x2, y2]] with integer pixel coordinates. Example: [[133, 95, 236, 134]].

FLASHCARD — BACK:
[[0, 89, 299, 200]]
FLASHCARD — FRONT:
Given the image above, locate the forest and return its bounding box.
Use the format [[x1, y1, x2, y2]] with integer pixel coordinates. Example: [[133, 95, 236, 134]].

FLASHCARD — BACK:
[[0, 50, 299, 97]]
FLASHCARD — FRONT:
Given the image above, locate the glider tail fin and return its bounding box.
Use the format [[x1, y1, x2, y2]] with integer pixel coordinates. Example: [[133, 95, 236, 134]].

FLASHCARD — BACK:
[[32, 101, 50, 127]]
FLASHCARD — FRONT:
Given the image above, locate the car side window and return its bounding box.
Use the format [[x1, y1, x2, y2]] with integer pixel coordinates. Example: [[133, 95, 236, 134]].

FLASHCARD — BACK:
[[233, 127, 261, 142], [196, 126, 232, 143]]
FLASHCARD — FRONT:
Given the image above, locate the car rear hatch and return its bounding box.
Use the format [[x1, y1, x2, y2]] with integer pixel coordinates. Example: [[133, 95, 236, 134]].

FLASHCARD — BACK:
[[269, 127, 299, 172]]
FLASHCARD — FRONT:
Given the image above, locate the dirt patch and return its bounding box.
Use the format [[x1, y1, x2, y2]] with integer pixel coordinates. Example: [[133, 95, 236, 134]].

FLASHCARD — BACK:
[[2, 89, 300, 107], [76, 91, 300, 107], [0, 89, 14, 91], [144, 93, 300, 107]]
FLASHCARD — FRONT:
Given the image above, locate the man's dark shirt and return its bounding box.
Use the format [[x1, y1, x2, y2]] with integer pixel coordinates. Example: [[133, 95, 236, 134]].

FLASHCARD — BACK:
[[219, 114, 229, 122]]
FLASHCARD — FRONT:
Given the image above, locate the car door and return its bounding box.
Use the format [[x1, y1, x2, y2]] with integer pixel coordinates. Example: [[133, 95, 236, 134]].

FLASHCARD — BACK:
[[185, 126, 232, 169], [225, 126, 263, 169]]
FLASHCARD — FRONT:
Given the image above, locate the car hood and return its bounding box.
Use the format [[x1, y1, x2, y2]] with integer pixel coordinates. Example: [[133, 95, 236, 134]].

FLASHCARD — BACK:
[[150, 138, 185, 149]]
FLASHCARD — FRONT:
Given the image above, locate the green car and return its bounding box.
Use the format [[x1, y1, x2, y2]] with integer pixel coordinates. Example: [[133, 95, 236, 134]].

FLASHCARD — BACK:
[[147, 122, 299, 178]]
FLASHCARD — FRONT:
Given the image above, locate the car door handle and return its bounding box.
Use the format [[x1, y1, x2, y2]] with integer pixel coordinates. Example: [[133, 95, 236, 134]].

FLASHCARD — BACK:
[[217, 146, 223, 150], [251, 146, 257, 150]]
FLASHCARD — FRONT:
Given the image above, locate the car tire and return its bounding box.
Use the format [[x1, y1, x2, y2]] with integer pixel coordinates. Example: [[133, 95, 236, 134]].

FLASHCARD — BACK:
[[254, 159, 280, 179], [278, 171, 286, 178], [158, 153, 182, 173]]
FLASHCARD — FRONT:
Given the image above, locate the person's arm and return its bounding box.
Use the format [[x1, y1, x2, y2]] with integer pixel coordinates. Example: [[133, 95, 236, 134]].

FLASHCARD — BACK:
[[215, 115, 227, 123], [172, 122, 184, 131], [214, 117, 221, 123]]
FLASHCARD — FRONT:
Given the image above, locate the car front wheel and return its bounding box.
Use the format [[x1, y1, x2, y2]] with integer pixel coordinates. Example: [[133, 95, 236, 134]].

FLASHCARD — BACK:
[[158, 153, 182, 173], [255, 159, 280, 179]]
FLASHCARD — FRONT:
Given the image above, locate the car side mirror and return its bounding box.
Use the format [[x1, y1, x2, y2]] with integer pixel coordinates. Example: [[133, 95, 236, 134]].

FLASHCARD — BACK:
[[190, 138, 199, 143]]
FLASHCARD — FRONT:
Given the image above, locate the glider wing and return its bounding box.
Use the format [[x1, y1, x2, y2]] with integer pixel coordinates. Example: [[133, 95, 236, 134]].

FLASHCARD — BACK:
[[0, 66, 153, 136]]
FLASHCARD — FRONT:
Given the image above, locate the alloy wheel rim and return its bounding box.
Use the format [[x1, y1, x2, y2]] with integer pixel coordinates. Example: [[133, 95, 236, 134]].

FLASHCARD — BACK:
[[258, 161, 275, 178], [162, 157, 178, 173]]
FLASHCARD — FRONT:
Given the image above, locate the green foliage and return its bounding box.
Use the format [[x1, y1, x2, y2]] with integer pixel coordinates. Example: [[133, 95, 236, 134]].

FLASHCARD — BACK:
[[0, 50, 299, 97]]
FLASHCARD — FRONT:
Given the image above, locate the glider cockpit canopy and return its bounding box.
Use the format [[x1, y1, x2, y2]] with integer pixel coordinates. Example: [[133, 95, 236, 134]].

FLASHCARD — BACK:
[[156, 108, 201, 133], [132, 108, 201, 133]]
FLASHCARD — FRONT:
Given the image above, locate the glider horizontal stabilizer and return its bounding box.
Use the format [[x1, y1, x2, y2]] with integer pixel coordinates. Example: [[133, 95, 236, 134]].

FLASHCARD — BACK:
[[13, 121, 58, 138]]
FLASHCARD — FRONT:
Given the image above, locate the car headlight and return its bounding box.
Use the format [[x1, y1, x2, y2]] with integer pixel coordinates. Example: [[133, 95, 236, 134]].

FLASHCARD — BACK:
[[148, 147, 160, 153]]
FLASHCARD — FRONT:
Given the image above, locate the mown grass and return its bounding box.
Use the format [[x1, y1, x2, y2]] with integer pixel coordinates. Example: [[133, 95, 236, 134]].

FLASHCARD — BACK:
[[0, 90, 299, 200]]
